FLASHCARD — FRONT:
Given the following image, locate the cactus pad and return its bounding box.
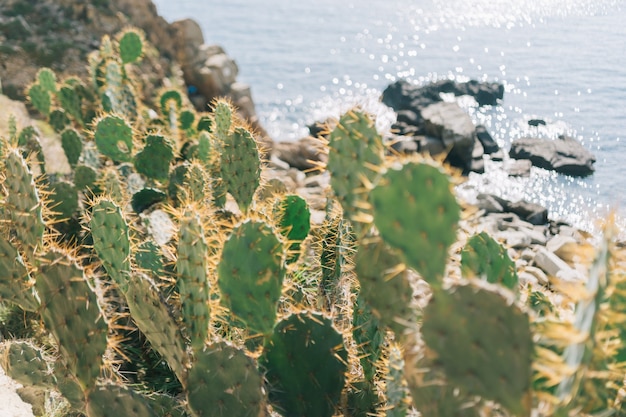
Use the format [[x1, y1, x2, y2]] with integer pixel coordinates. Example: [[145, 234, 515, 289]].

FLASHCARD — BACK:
[[370, 162, 460, 283], [90, 199, 131, 292], [48, 181, 78, 221], [87, 384, 157, 417], [327, 110, 384, 225], [0, 238, 37, 311], [422, 285, 532, 416], [4, 149, 45, 254], [260, 312, 347, 417], [276, 194, 310, 263], [0, 341, 55, 388], [187, 342, 265, 417], [118, 29, 144, 64], [36, 251, 108, 390], [462, 232, 518, 290], [36, 68, 57, 92], [49, 109, 70, 132], [220, 126, 260, 213], [28, 83, 51, 116], [58, 85, 83, 125], [352, 294, 384, 382], [61, 129, 83, 167], [94, 115, 133, 163], [176, 211, 210, 352], [126, 274, 187, 383], [218, 220, 285, 336], [355, 239, 415, 335], [134, 134, 174, 181], [131, 188, 167, 213]]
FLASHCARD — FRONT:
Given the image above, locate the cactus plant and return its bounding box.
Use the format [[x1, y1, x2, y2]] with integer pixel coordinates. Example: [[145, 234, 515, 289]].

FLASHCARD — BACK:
[[220, 126, 261, 213], [370, 162, 460, 284], [118, 28, 144, 64], [260, 312, 347, 417], [218, 220, 285, 336], [134, 134, 174, 181], [462, 231, 518, 290], [93, 114, 134, 163]]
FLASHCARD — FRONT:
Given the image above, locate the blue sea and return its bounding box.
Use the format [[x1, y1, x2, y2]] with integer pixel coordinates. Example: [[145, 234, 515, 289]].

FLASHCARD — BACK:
[[153, 0, 626, 233]]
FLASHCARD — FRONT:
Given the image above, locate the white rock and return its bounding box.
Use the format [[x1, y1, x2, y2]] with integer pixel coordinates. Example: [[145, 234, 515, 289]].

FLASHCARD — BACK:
[[534, 247, 581, 281]]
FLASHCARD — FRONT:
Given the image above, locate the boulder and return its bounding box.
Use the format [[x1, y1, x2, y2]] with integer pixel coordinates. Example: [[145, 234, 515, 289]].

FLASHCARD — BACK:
[[509, 135, 596, 176], [505, 159, 532, 177], [475, 125, 500, 154], [505, 200, 548, 225], [274, 137, 326, 171], [421, 102, 475, 171]]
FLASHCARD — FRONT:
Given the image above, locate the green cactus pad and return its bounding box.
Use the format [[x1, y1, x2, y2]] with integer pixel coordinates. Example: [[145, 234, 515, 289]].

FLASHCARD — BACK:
[[218, 220, 285, 336], [276, 194, 310, 264], [28, 83, 51, 116], [134, 134, 174, 181], [355, 239, 415, 335], [0, 238, 37, 311], [36, 251, 108, 391], [61, 129, 83, 167], [197, 131, 212, 164], [74, 164, 98, 191], [179, 110, 195, 130], [49, 109, 71, 132], [260, 312, 347, 417], [87, 384, 157, 417], [127, 274, 187, 383], [118, 29, 144, 64], [134, 241, 164, 276], [197, 115, 212, 133], [167, 162, 206, 205], [36, 68, 57, 92], [214, 100, 232, 139], [462, 232, 519, 290], [53, 361, 87, 411], [94, 115, 133, 163], [176, 212, 210, 352], [422, 285, 532, 416], [131, 188, 167, 213], [0, 341, 55, 388], [327, 110, 384, 226], [48, 181, 78, 220], [187, 342, 265, 417], [4, 149, 45, 254], [386, 345, 410, 417], [352, 295, 384, 382], [90, 199, 131, 292], [58, 85, 83, 126], [347, 381, 380, 417], [370, 162, 460, 283], [220, 126, 260, 213]]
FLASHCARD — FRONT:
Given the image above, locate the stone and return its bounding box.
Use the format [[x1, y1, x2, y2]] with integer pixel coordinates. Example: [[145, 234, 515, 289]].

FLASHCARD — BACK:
[[274, 137, 326, 171], [505, 159, 532, 177], [522, 266, 549, 285], [534, 247, 582, 281], [496, 230, 531, 249], [475, 124, 500, 154], [389, 136, 419, 154], [421, 101, 476, 171], [504, 200, 548, 225], [476, 194, 504, 213], [546, 235, 580, 263], [509, 135, 596, 177]]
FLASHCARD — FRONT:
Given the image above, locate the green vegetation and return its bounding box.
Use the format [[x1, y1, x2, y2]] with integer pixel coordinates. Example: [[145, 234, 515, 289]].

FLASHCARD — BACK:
[[1, 27, 625, 417]]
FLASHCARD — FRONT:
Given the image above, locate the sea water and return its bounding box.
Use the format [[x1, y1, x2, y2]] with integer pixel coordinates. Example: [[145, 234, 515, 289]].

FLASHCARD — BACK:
[[153, 0, 626, 233]]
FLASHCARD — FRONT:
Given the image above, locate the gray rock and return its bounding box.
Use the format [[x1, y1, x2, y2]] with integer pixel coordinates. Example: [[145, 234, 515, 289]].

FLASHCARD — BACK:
[[505, 159, 532, 177], [475, 124, 500, 154], [509, 135, 596, 177], [522, 266, 549, 286], [496, 230, 532, 249], [421, 102, 476, 171], [534, 247, 582, 281], [476, 193, 504, 213], [274, 137, 326, 171], [505, 200, 548, 225]]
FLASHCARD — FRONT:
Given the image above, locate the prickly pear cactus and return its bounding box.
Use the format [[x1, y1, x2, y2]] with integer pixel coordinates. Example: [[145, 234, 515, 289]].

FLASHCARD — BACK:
[[28, 83, 51, 116], [90, 199, 131, 292], [327, 110, 384, 227], [260, 312, 347, 417], [61, 128, 83, 167], [126, 274, 188, 383], [176, 211, 210, 352], [220, 126, 260, 213], [370, 162, 460, 284], [276, 194, 311, 263], [0, 341, 55, 388], [0, 238, 37, 311], [186, 342, 265, 417], [87, 384, 158, 417], [93, 114, 134, 163], [385, 344, 410, 417], [218, 220, 285, 336], [118, 28, 144, 64], [3, 149, 45, 255], [421, 285, 532, 416], [462, 232, 518, 290], [352, 294, 384, 382], [36, 250, 108, 391], [355, 238, 415, 335], [134, 134, 174, 181]]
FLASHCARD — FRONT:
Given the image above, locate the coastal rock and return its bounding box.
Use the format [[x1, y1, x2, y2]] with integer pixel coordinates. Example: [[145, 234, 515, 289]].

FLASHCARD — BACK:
[[534, 247, 583, 282], [505, 159, 532, 177], [421, 102, 475, 171], [475, 125, 500, 154], [509, 135, 596, 176], [505, 200, 548, 225], [274, 137, 326, 171]]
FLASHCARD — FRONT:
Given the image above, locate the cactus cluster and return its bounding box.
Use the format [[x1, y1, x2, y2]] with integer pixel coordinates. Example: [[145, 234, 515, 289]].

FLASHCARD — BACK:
[[1, 26, 625, 417]]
